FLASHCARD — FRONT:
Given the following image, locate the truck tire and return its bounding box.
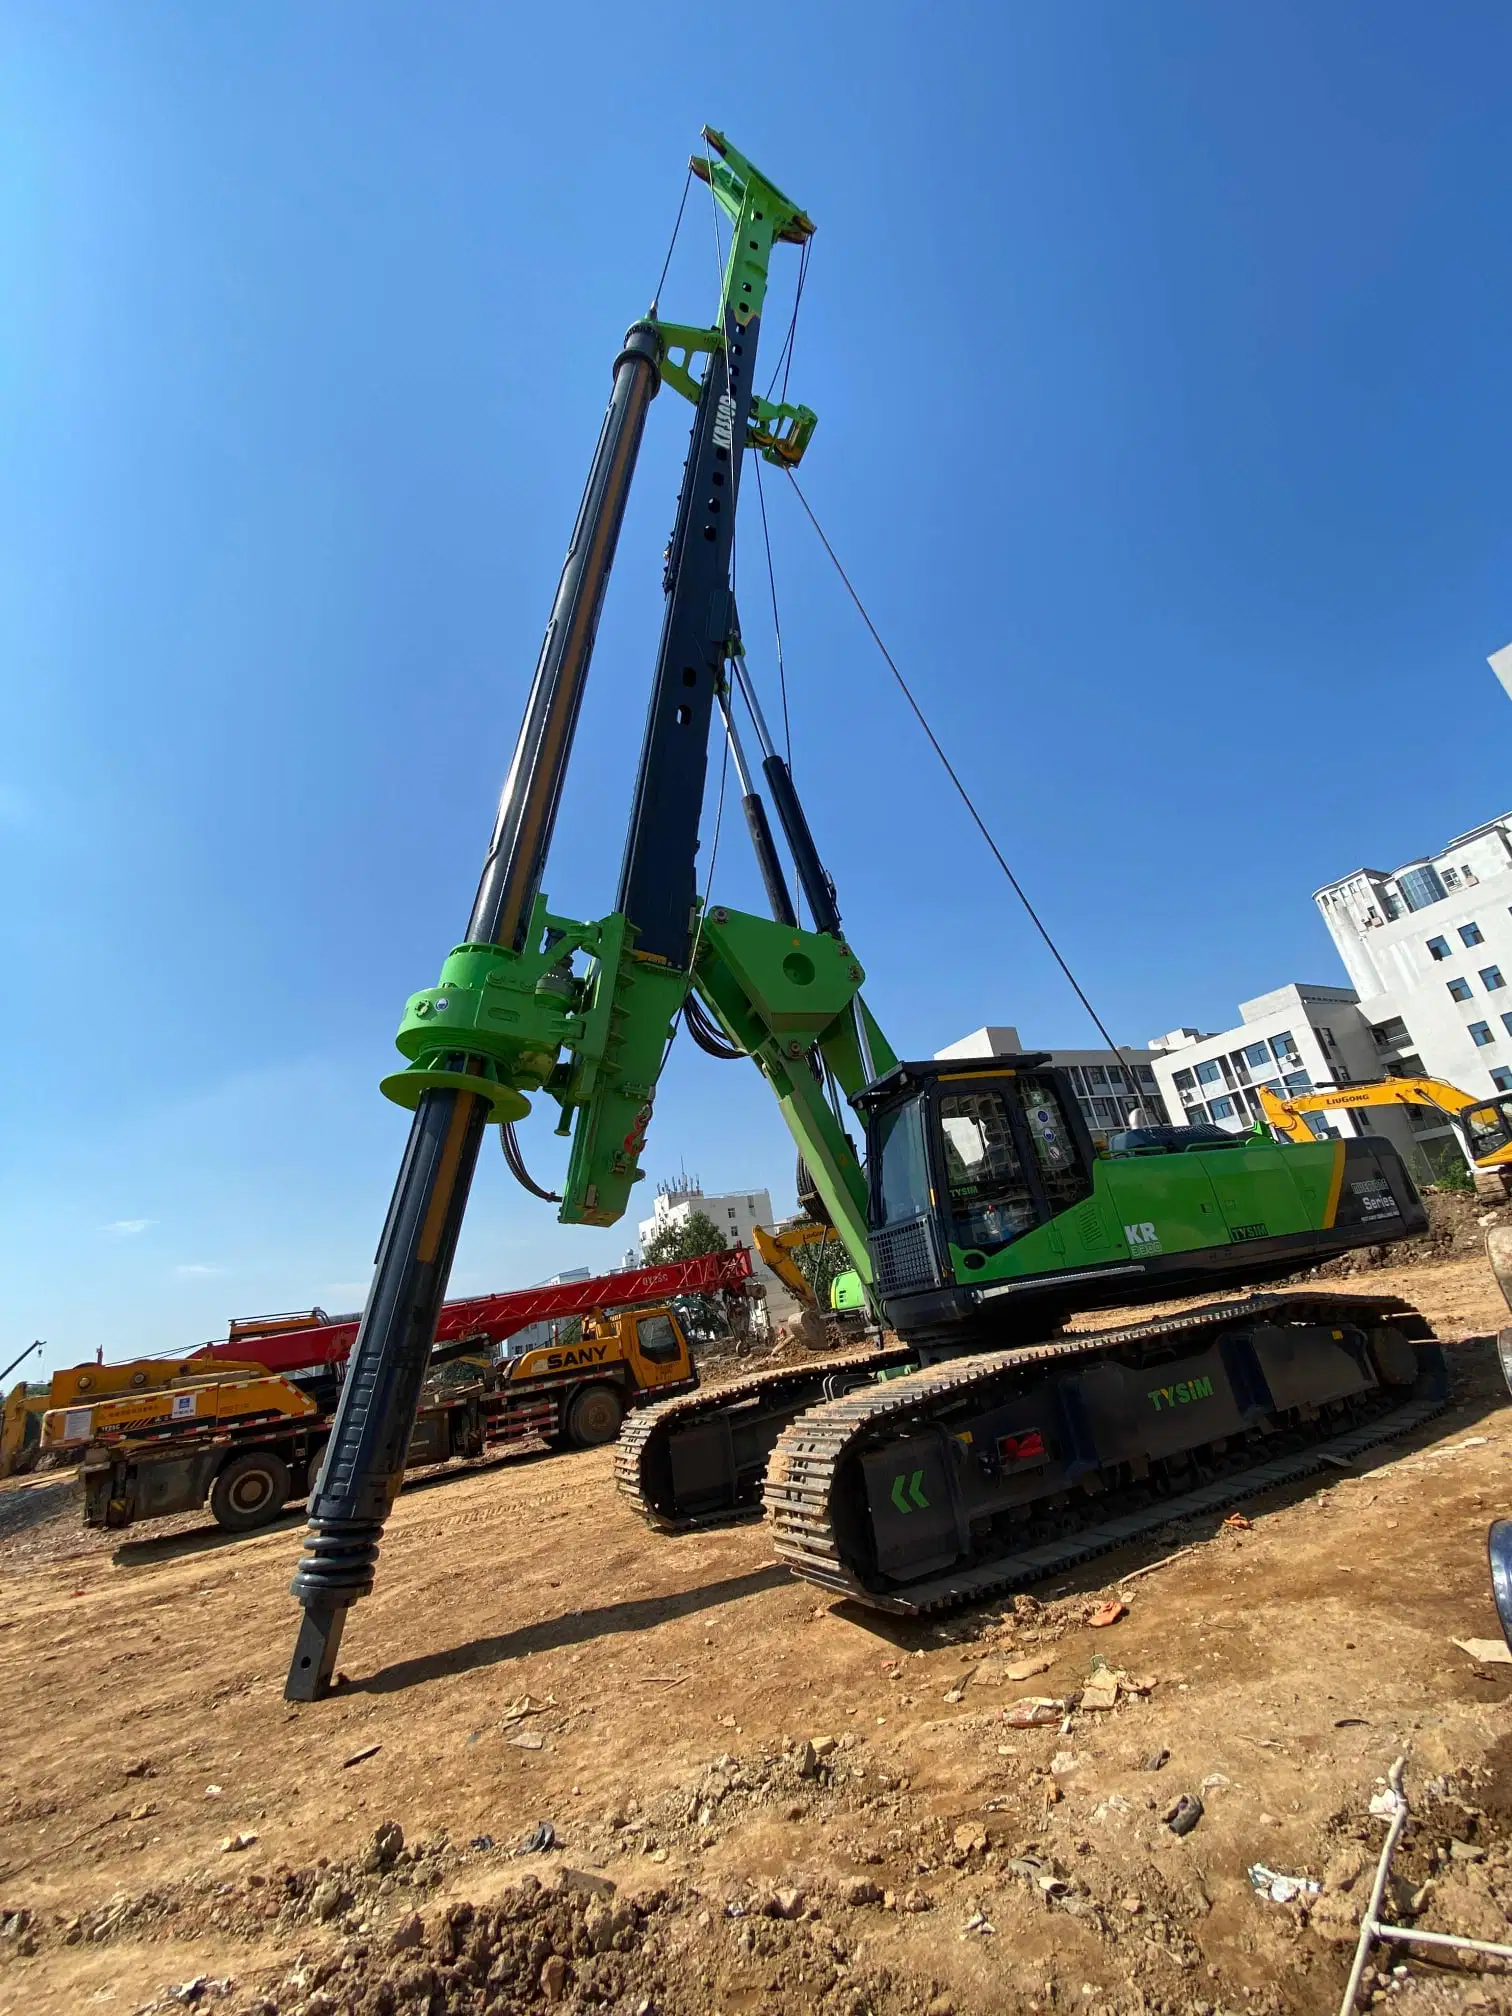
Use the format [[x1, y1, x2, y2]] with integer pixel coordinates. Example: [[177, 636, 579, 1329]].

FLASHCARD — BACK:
[[209, 1450, 291, 1532], [565, 1384, 623, 1448]]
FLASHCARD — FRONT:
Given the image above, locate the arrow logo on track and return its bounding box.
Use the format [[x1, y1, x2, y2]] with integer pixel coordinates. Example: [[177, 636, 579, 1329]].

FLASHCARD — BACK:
[[889, 1469, 930, 1515]]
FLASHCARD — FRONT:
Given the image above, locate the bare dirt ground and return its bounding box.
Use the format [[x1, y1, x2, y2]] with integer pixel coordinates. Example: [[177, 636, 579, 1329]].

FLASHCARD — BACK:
[[4, 1246, 1512, 2016]]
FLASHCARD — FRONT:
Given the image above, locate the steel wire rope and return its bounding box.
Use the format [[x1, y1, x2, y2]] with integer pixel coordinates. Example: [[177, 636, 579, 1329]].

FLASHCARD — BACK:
[[651, 166, 693, 311], [784, 470, 1142, 1081]]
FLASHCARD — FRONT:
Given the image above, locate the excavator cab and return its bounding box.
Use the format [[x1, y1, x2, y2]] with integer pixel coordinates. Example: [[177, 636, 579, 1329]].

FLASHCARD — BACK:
[[1462, 1095, 1512, 1168]]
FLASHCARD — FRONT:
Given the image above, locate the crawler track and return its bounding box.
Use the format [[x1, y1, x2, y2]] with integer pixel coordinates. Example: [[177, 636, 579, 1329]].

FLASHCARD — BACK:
[[762, 1290, 1446, 1614], [615, 1343, 915, 1526]]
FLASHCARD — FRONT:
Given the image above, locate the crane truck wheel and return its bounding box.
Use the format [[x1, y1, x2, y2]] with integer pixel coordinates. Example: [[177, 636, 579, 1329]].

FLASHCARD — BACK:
[[565, 1384, 624, 1448], [209, 1450, 292, 1532]]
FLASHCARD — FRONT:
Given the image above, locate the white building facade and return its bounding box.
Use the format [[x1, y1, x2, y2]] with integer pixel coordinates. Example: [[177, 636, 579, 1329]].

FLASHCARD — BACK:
[[1314, 815, 1512, 1107], [1146, 984, 1426, 1160], [934, 1026, 1171, 1133]]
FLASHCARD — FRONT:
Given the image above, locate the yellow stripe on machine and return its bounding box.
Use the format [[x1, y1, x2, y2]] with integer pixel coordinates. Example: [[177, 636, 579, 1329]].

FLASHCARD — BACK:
[[1323, 1140, 1346, 1228]]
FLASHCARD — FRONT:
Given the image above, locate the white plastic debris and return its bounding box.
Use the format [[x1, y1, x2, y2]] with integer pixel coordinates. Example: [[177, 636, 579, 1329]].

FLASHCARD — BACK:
[[1249, 1863, 1321, 1905]]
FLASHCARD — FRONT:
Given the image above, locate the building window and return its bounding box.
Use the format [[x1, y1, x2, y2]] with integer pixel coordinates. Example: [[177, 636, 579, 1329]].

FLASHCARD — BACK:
[[1463, 866, 1479, 885], [1242, 1041, 1270, 1068], [1270, 1031, 1300, 1065], [1172, 1068, 1195, 1093], [1136, 1065, 1156, 1088], [1209, 1096, 1236, 1121], [1398, 864, 1447, 910], [728, 1208, 737, 1219], [1447, 977, 1473, 1002], [1392, 1053, 1426, 1076], [1502, 1013, 1512, 1041], [1483, 967, 1507, 992], [1493, 1069, 1512, 1093], [1426, 937, 1450, 961], [1461, 922, 1485, 947], [1443, 867, 1460, 888], [1470, 1022, 1495, 1047], [1185, 1100, 1208, 1124], [1282, 1071, 1312, 1092], [1196, 1060, 1222, 1086], [1371, 1017, 1410, 1047]]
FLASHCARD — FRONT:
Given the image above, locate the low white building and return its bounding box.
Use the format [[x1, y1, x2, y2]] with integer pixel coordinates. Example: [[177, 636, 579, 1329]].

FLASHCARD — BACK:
[[1313, 814, 1512, 1110], [1146, 983, 1426, 1163], [934, 1026, 1171, 1133]]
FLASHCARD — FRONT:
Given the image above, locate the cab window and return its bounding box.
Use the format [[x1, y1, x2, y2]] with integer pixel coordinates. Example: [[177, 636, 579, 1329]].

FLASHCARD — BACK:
[[1464, 1097, 1512, 1163], [939, 1089, 1038, 1256], [635, 1313, 683, 1363], [1015, 1077, 1092, 1213], [875, 1097, 931, 1226]]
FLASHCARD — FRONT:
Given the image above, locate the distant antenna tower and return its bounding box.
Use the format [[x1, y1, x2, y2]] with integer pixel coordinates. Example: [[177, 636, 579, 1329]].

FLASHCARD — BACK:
[[655, 1164, 702, 1200]]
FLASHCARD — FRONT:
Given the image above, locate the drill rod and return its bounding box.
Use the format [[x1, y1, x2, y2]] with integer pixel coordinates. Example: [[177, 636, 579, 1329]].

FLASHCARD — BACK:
[[284, 323, 662, 1701]]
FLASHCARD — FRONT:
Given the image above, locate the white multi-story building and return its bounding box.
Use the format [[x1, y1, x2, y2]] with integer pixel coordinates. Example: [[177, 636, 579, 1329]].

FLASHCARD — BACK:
[[934, 1026, 1171, 1134], [1146, 984, 1424, 1160], [1314, 814, 1512, 1107]]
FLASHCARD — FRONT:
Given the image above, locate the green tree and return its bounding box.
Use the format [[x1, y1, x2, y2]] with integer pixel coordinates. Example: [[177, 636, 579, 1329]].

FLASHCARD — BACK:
[[641, 1209, 730, 1341], [791, 1229, 851, 1307], [641, 1208, 728, 1265]]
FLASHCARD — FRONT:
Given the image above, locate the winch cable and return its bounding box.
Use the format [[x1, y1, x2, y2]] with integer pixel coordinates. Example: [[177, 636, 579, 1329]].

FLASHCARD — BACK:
[[753, 460, 794, 770], [785, 470, 1139, 1077], [650, 164, 693, 313]]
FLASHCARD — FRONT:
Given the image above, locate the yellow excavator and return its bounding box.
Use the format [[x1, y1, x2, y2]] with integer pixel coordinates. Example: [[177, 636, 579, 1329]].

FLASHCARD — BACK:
[[751, 1221, 868, 1348], [1258, 1077, 1512, 1194]]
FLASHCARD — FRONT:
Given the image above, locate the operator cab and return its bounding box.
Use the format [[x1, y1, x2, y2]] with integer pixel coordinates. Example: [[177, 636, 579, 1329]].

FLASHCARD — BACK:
[[1462, 1094, 1512, 1168]]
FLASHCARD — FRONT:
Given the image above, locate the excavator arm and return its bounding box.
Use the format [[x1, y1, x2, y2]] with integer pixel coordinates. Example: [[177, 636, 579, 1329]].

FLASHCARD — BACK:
[[1258, 1078, 1512, 1169]]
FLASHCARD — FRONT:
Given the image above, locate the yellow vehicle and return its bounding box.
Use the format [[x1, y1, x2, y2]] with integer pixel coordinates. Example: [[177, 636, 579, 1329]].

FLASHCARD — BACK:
[[1258, 1077, 1512, 1190], [66, 1298, 702, 1535], [752, 1221, 867, 1347]]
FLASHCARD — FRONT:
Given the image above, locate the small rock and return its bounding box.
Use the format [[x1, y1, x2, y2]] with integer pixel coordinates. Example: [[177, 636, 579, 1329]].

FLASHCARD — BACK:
[[220, 1831, 257, 1853], [387, 1912, 424, 1954], [310, 1877, 346, 1923], [842, 1877, 882, 1907], [766, 1887, 805, 1919], [510, 1731, 546, 1750], [794, 1740, 818, 1780], [943, 1688, 965, 1704], [927, 1998, 956, 2016], [1005, 1696, 1065, 1727], [901, 1887, 933, 1913], [584, 1902, 615, 1952], [540, 1953, 568, 2001], [953, 1824, 988, 1855], [557, 1867, 616, 1897], [1143, 1747, 1170, 1772], [1450, 1840, 1487, 1862], [361, 1820, 404, 1873], [811, 1736, 838, 1758], [1121, 1894, 1143, 1914], [123, 1759, 155, 1779], [1163, 1793, 1204, 1837], [204, 1785, 224, 1799]]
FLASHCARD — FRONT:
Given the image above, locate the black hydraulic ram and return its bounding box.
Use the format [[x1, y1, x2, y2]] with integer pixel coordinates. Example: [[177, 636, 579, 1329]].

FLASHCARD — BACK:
[[284, 322, 662, 1701]]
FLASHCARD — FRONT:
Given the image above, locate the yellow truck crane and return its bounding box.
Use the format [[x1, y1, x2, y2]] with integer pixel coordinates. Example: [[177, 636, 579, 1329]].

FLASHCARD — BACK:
[[1258, 1079, 1512, 1195]]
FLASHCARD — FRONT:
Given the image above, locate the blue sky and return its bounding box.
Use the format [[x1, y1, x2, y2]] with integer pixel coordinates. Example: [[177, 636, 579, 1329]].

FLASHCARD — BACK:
[[3, 2, 1509, 1372]]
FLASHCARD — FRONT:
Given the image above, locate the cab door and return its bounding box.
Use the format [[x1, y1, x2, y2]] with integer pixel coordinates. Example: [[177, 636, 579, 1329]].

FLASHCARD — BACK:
[[625, 1310, 692, 1393]]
